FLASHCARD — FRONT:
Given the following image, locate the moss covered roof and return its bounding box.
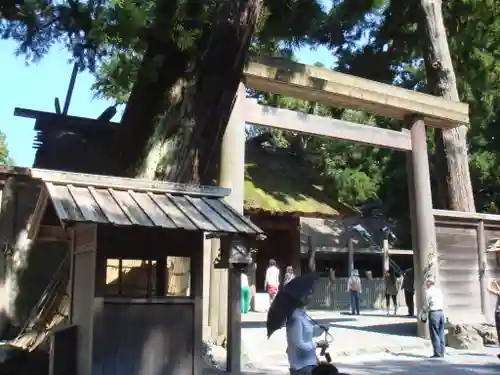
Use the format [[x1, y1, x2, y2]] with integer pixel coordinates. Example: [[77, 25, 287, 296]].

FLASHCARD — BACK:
[[244, 141, 354, 217]]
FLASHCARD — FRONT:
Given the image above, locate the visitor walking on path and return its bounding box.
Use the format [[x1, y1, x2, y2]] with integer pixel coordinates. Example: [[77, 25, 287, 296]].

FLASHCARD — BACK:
[[347, 269, 362, 315], [422, 276, 446, 358], [402, 268, 415, 316], [384, 269, 399, 315], [486, 278, 500, 359], [265, 259, 280, 304], [241, 271, 251, 314], [284, 265, 296, 286]]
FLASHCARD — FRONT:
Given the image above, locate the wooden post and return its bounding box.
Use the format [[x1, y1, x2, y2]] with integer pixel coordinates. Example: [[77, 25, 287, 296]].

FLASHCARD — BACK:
[[347, 238, 355, 275], [307, 235, 316, 272], [202, 237, 211, 335], [407, 118, 438, 338], [219, 82, 247, 373], [406, 132, 421, 336], [477, 220, 488, 318], [227, 261, 242, 373], [382, 238, 390, 275], [0, 177, 16, 334], [208, 239, 223, 341]]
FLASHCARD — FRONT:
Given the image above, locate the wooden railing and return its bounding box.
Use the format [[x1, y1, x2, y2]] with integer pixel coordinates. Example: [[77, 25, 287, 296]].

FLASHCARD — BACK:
[[308, 277, 408, 310]]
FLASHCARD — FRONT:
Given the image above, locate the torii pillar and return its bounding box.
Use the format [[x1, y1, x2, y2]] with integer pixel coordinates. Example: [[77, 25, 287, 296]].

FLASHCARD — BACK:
[[406, 117, 439, 338], [208, 82, 247, 372]]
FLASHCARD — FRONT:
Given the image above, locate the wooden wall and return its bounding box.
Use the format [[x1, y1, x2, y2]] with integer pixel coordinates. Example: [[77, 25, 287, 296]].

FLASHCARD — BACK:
[[434, 211, 500, 324], [0, 177, 68, 336], [93, 302, 194, 375], [434, 222, 482, 322], [249, 214, 301, 292]]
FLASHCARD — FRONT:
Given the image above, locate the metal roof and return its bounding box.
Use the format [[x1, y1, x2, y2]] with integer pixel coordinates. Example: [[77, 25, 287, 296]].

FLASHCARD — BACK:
[[30, 169, 263, 235]]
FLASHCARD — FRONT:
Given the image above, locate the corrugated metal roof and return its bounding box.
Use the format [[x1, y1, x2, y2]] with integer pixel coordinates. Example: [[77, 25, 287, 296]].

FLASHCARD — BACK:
[[30, 169, 263, 235]]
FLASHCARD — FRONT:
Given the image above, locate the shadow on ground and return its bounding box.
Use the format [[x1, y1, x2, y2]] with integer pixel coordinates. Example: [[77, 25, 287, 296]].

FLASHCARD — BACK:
[[243, 360, 499, 375], [335, 359, 500, 374], [241, 318, 356, 330], [340, 312, 416, 319], [329, 321, 417, 337]]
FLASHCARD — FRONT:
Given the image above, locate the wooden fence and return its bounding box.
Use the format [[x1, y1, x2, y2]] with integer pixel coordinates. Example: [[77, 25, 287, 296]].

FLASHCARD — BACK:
[[308, 277, 408, 311]]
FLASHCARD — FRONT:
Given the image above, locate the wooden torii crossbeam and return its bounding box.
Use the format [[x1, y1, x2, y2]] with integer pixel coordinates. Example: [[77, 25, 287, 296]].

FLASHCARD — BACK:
[[244, 56, 469, 129]]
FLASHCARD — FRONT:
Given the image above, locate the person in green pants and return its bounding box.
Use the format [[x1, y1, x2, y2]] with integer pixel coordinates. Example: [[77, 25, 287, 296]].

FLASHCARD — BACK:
[[241, 271, 251, 314]]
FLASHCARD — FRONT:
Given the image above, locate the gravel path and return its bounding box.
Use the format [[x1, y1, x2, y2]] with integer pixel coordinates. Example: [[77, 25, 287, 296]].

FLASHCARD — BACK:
[[241, 309, 500, 374]]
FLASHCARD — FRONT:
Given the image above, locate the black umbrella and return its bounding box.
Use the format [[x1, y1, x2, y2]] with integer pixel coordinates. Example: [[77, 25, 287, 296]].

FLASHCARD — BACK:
[[266, 272, 320, 338]]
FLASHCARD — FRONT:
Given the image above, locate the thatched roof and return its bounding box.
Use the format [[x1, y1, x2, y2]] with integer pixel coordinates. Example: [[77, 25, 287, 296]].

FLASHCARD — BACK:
[[17, 107, 352, 218], [244, 140, 354, 217]]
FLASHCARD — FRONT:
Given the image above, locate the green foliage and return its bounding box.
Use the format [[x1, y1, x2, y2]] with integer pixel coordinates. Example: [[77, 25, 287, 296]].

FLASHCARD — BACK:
[[0, 131, 14, 165], [5, 0, 500, 219], [308, 0, 500, 215]]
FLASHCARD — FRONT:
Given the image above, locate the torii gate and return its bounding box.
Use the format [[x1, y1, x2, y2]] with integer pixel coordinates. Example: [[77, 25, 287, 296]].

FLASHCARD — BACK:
[[218, 56, 469, 372]]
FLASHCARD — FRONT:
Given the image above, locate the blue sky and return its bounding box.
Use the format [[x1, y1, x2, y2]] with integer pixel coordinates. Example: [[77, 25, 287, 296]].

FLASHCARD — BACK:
[[0, 40, 334, 167]]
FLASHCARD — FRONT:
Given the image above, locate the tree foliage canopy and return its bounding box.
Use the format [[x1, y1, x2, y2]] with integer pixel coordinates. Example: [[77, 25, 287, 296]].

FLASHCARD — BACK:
[[0, 131, 13, 166], [3, 0, 500, 219]]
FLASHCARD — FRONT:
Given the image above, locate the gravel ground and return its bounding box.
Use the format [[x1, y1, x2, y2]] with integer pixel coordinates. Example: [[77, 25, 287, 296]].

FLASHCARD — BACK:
[[241, 309, 500, 375]]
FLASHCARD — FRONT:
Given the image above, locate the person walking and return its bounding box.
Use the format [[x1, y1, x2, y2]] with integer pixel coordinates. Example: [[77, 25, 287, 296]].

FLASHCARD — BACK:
[[346, 269, 362, 315], [286, 293, 329, 375], [423, 276, 445, 358], [241, 271, 251, 314], [384, 268, 399, 315], [265, 259, 280, 304], [402, 268, 415, 316], [284, 265, 296, 286], [487, 278, 500, 360]]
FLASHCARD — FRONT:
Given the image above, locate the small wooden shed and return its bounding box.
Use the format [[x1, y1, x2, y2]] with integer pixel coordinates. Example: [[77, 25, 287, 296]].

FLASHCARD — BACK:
[[26, 169, 263, 375]]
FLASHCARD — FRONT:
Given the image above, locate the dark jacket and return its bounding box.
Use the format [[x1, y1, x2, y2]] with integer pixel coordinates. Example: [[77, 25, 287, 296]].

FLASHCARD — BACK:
[[402, 271, 414, 293]]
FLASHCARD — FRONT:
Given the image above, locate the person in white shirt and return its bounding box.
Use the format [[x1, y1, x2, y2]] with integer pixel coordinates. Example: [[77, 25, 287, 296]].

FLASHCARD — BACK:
[[265, 259, 280, 304], [286, 294, 328, 375], [241, 271, 251, 314], [423, 276, 445, 358]]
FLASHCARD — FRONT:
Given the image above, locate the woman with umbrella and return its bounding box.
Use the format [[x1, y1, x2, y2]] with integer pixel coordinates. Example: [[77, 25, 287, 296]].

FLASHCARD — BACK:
[[267, 273, 330, 375]]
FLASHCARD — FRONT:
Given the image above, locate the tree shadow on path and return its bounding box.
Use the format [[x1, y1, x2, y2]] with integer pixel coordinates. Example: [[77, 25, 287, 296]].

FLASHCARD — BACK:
[[337, 358, 499, 375], [329, 321, 417, 337], [241, 317, 356, 330]]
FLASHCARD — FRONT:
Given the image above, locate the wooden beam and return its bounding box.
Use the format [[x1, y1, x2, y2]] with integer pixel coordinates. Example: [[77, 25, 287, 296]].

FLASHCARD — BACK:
[[388, 249, 414, 255], [27, 187, 49, 240], [433, 209, 500, 223], [30, 168, 230, 198], [246, 101, 412, 151], [476, 220, 488, 317], [37, 225, 69, 242], [244, 57, 469, 129], [14, 107, 119, 130]]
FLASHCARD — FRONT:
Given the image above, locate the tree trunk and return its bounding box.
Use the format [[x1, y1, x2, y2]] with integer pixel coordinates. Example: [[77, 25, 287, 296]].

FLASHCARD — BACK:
[[418, 0, 475, 212], [112, 0, 263, 340], [114, 0, 263, 185]]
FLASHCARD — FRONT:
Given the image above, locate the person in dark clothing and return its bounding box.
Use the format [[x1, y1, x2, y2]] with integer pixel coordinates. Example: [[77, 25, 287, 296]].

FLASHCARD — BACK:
[[487, 279, 500, 360], [402, 268, 415, 316], [384, 269, 399, 315]]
